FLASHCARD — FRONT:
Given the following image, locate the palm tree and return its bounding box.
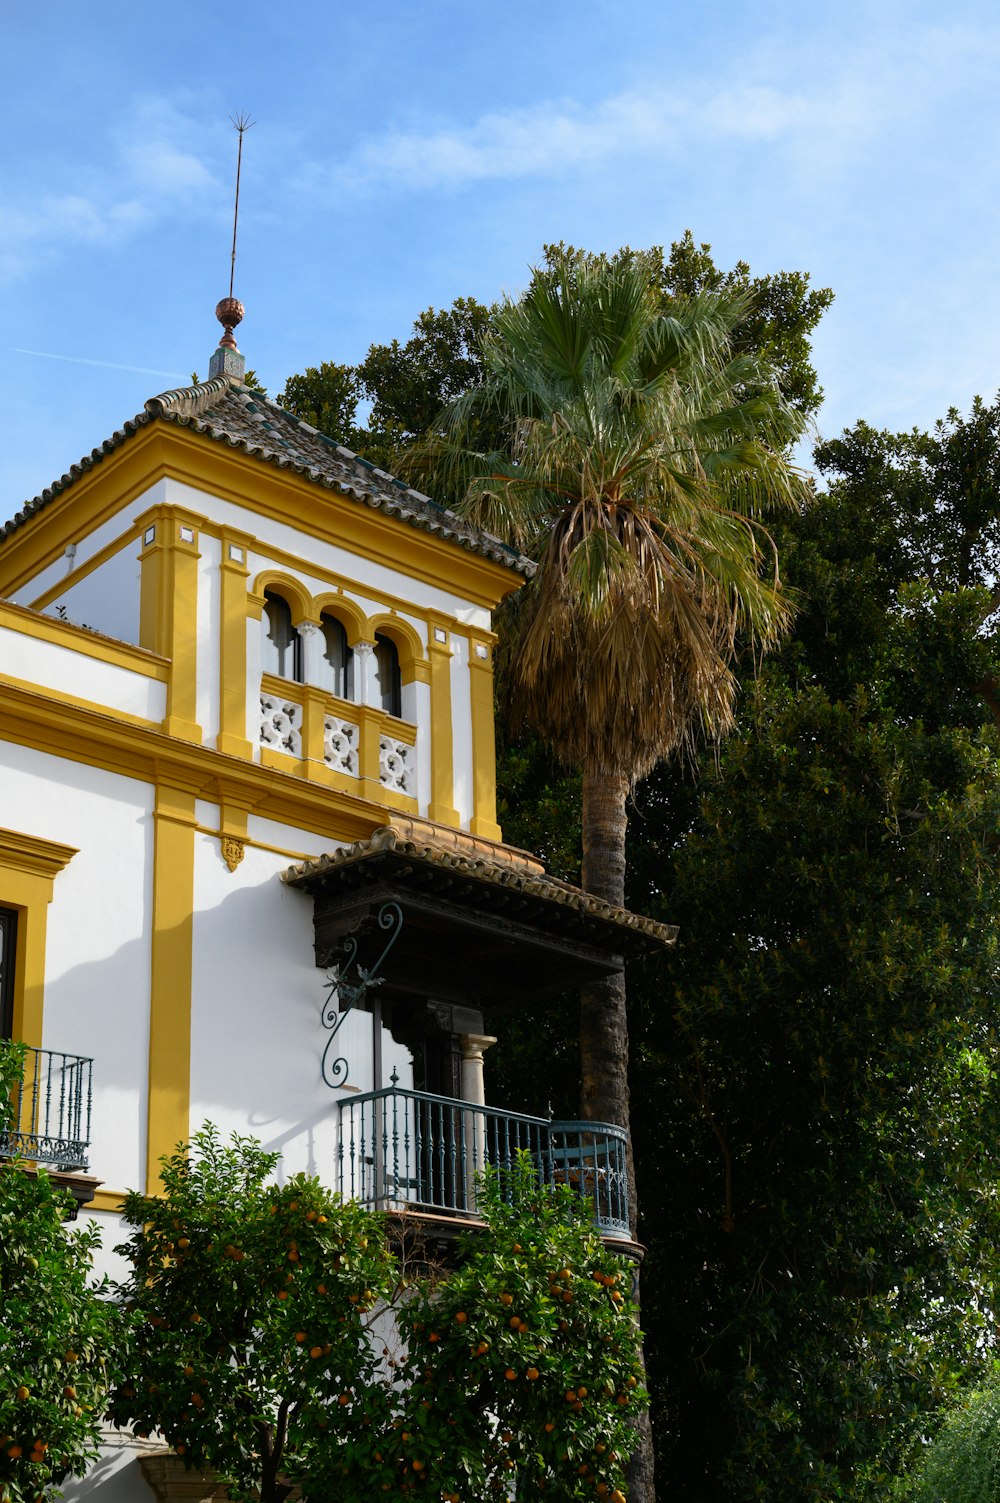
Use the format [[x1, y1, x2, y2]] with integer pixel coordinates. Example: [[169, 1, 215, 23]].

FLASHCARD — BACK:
[[409, 254, 807, 1496]]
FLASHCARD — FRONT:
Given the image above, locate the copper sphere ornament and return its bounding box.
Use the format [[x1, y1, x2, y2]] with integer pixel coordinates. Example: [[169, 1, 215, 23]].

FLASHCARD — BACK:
[[215, 297, 244, 349]]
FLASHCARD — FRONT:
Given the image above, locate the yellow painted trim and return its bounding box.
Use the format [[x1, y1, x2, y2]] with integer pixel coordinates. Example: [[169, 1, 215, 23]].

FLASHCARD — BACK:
[[0, 425, 529, 610], [0, 830, 76, 1050], [368, 612, 425, 663], [0, 678, 393, 845], [313, 592, 372, 647], [218, 528, 253, 758], [252, 570, 314, 627], [172, 428, 523, 606], [195, 823, 319, 864], [27, 524, 144, 613], [137, 504, 205, 741], [0, 440, 170, 596], [146, 785, 196, 1195], [467, 632, 502, 842], [88, 1188, 127, 1213], [0, 599, 169, 681], [426, 614, 459, 827], [0, 669, 160, 732]]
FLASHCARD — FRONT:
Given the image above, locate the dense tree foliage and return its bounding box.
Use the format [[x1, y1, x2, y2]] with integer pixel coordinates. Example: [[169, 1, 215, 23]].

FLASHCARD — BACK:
[[617, 398, 1000, 1499], [0, 1043, 115, 1503], [276, 234, 831, 488], [108, 1129, 644, 1503]]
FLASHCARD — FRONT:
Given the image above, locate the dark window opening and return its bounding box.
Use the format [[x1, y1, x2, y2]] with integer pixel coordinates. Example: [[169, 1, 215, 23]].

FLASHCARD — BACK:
[[262, 590, 302, 681], [0, 908, 18, 1041], [321, 613, 355, 701], [375, 633, 402, 718]]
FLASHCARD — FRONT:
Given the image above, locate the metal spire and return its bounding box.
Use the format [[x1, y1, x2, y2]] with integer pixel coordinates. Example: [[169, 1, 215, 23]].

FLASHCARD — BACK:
[[210, 113, 255, 383]]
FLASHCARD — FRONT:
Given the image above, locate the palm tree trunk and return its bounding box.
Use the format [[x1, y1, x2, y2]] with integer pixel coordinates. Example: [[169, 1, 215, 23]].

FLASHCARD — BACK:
[[580, 768, 656, 1503]]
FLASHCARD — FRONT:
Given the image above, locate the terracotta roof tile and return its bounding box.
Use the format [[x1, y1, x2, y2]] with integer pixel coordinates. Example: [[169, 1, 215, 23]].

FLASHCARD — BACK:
[[1, 377, 535, 579]]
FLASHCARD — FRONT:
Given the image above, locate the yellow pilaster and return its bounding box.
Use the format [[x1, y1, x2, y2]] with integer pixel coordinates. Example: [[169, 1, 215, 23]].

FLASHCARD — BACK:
[[427, 615, 459, 827], [358, 703, 384, 802], [300, 683, 329, 774], [146, 784, 197, 1193], [0, 831, 77, 1049], [217, 529, 254, 758], [137, 506, 205, 743], [468, 632, 502, 841]]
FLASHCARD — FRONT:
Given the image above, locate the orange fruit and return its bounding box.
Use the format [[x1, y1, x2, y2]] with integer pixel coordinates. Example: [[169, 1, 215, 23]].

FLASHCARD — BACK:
[[16, 1387, 29, 1401], [6, 1446, 22, 1460], [294, 1332, 307, 1343], [310, 1347, 323, 1360], [509, 1315, 521, 1329], [504, 1368, 517, 1381], [317, 1284, 327, 1295], [527, 1367, 539, 1381], [455, 1311, 467, 1324], [544, 1422, 555, 1432]]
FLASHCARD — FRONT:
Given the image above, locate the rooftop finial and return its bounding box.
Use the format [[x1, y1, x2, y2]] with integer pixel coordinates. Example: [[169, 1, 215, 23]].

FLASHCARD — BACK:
[[209, 113, 255, 383]]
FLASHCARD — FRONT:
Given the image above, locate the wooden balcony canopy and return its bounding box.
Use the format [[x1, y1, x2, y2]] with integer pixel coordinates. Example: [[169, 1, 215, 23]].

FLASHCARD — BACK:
[[282, 819, 677, 1011]]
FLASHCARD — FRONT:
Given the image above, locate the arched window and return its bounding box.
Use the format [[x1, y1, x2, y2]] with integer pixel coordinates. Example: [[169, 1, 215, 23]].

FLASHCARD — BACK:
[[321, 612, 354, 701], [374, 632, 402, 718], [262, 590, 302, 681]]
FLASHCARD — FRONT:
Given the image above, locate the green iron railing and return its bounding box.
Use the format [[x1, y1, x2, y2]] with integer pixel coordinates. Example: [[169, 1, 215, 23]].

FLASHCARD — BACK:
[[0, 1044, 93, 1171], [337, 1078, 630, 1238]]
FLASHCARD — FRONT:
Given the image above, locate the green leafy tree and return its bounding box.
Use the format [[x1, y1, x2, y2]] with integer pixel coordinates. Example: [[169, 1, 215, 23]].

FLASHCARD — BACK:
[[274, 361, 364, 449], [388, 1156, 646, 1503], [621, 397, 1000, 1499], [108, 1129, 644, 1503], [0, 1042, 115, 1503], [106, 1125, 397, 1503], [895, 1374, 1000, 1501]]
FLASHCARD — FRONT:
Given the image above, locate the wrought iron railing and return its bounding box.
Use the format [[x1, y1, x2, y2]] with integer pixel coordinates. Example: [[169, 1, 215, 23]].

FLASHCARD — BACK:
[[0, 1044, 93, 1170], [337, 1082, 630, 1238]]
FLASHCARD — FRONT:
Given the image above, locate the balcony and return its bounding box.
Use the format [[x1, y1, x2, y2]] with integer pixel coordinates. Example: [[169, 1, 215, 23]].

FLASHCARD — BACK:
[[337, 1082, 630, 1241], [0, 1044, 93, 1171]]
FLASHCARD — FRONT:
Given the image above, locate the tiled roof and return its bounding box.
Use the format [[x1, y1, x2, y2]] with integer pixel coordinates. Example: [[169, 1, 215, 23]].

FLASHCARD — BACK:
[[0, 376, 535, 578], [283, 817, 677, 954]]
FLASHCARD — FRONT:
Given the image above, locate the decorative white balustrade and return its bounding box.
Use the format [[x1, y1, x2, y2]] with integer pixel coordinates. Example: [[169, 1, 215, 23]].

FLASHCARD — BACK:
[[259, 693, 302, 756], [258, 682, 416, 802], [324, 715, 360, 776], [379, 734, 416, 796]]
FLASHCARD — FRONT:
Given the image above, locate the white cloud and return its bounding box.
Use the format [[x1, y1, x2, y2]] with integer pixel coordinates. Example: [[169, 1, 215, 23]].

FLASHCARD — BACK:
[[0, 94, 220, 284], [326, 20, 997, 195]]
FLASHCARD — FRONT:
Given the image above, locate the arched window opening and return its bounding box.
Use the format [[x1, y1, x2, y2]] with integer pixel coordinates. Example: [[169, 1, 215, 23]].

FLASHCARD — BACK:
[[375, 632, 402, 718], [262, 590, 302, 681], [321, 613, 355, 701]]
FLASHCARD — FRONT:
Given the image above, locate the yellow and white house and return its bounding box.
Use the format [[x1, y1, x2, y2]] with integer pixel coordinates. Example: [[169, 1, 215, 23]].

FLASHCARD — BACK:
[[0, 324, 674, 1299]]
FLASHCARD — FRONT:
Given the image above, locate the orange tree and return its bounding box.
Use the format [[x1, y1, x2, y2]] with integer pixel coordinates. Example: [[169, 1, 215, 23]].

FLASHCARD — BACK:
[[383, 1156, 647, 1503], [0, 1042, 116, 1503], [106, 1125, 398, 1503]]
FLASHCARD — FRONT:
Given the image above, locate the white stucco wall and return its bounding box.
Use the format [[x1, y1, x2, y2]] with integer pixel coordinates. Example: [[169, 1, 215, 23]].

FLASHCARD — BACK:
[[0, 624, 166, 721], [41, 543, 142, 646], [0, 741, 155, 1199], [449, 631, 474, 827]]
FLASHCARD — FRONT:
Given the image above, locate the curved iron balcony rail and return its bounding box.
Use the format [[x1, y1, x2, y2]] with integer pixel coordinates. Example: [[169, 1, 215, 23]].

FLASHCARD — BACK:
[[337, 1084, 630, 1239], [0, 1044, 92, 1171]]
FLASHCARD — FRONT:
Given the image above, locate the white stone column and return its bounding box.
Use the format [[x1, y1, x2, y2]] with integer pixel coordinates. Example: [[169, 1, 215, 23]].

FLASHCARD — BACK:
[[353, 640, 374, 707], [459, 1032, 497, 1211], [297, 620, 324, 687]]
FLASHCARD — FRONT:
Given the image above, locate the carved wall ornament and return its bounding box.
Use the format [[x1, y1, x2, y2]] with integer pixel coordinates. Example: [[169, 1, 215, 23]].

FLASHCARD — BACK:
[[221, 836, 245, 873]]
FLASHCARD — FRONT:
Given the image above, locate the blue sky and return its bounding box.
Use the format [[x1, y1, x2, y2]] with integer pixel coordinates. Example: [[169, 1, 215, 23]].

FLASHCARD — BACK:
[[4, 0, 1000, 517]]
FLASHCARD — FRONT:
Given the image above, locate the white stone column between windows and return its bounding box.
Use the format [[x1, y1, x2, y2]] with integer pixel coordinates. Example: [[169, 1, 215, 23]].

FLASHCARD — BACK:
[[297, 620, 323, 687], [459, 1032, 497, 1211], [353, 640, 374, 707]]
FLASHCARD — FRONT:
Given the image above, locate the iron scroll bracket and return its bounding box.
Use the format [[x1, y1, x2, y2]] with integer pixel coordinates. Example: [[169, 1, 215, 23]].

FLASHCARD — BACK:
[[320, 901, 403, 1089]]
